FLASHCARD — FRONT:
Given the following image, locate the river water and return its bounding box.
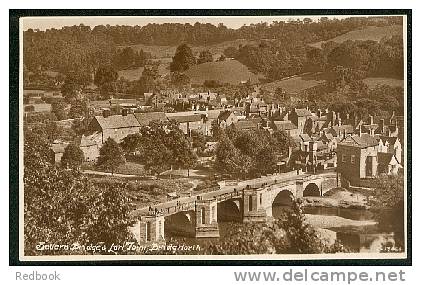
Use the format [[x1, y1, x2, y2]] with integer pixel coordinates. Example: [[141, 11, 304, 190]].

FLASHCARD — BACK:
[[165, 205, 394, 253]]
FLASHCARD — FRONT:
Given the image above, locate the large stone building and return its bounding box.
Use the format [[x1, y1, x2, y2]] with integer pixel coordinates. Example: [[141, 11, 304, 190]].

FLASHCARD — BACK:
[[88, 113, 141, 144]]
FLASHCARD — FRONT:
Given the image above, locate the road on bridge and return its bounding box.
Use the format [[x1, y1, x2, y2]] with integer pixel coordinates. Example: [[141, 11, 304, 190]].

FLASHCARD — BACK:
[[130, 171, 324, 218]]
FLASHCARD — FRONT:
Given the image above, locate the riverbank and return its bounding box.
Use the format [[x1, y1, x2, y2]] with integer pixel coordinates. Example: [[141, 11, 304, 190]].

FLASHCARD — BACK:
[[302, 187, 371, 209]]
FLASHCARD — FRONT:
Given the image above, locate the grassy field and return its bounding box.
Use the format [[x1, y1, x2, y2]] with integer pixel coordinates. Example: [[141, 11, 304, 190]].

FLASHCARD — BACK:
[[363, 77, 404, 89], [261, 72, 327, 94], [119, 39, 257, 59], [91, 175, 194, 208], [309, 25, 403, 49], [184, 59, 260, 85]]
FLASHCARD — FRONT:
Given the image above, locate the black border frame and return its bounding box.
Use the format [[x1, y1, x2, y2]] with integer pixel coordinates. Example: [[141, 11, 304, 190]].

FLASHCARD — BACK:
[[9, 9, 412, 266]]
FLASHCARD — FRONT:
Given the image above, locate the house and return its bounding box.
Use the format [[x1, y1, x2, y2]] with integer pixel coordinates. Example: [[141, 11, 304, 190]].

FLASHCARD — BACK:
[[271, 120, 300, 137], [319, 132, 338, 152], [290, 108, 312, 133], [377, 153, 402, 175], [51, 141, 70, 164], [169, 114, 204, 135], [79, 132, 102, 162], [134, 112, 168, 126], [217, 111, 238, 128], [378, 136, 402, 163], [88, 113, 141, 144], [232, 120, 259, 131], [337, 133, 379, 186]]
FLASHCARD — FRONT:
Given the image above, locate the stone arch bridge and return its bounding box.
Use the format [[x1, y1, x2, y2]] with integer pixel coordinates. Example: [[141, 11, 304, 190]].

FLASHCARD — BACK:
[[130, 172, 339, 244]]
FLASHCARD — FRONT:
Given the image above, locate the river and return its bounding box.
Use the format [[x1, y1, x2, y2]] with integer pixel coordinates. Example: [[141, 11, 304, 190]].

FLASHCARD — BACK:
[[165, 205, 396, 254]]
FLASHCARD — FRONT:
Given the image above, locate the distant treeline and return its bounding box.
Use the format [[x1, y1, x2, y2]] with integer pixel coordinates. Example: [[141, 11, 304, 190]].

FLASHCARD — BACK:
[[23, 16, 402, 75]]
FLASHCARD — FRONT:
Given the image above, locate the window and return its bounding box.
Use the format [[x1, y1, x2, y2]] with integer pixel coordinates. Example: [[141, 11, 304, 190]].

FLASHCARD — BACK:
[[212, 206, 216, 222], [259, 193, 263, 206], [351, 155, 356, 164], [248, 195, 253, 211], [146, 221, 151, 242], [342, 154, 346, 163], [158, 221, 162, 239], [201, 208, 206, 224]]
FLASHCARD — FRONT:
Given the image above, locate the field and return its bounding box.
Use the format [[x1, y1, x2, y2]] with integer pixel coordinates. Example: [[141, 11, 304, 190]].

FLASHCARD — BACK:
[[184, 59, 260, 85], [119, 39, 257, 59], [309, 25, 403, 49], [363, 77, 404, 89], [261, 72, 327, 94]]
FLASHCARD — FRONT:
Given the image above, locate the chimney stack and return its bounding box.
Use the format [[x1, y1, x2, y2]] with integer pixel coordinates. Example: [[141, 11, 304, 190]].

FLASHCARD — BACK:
[[369, 115, 374, 125], [359, 125, 362, 137], [380, 119, 385, 134]]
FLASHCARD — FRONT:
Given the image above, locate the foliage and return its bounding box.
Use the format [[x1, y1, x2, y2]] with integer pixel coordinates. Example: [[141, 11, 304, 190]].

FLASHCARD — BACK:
[[197, 50, 213, 64], [170, 44, 196, 72], [97, 138, 126, 174], [120, 121, 197, 175], [24, 130, 134, 255], [51, 100, 68, 121], [205, 200, 349, 254], [94, 66, 118, 97], [61, 143, 84, 169], [68, 99, 90, 119], [371, 173, 405, 251]]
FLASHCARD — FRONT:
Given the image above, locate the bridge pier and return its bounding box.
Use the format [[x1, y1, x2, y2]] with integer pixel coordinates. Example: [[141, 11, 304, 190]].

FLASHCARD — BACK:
[[195, 199, 219, 238], [131, 214, 165, 244], [243, 188, 272, 222]]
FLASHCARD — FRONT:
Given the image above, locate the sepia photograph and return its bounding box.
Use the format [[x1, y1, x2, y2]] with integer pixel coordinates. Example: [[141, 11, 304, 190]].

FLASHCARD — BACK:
[[13, 10, 410, 263]]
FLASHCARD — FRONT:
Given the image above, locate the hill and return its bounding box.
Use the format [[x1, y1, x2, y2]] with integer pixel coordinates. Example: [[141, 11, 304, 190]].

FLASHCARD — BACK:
[[184, 60, 260, 85], [363, 77, 404, 89], [309, 25, 403, 49], [261, 72, 327, 94]]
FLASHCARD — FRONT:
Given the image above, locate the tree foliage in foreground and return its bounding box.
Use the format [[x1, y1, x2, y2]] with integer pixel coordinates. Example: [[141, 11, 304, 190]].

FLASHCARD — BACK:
[[24, 129, 134, 255], [205, 200, 349, 254]]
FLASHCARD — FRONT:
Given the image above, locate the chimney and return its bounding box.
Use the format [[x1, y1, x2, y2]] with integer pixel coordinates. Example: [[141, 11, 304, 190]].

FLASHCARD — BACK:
[[380, 119, 385, 134], [317, 109, 322, 118], [358, 125, 362, 137], [369, 115, 374, 125], [331, 111, 336, 126], [122, 109, 128, 116], [338, 117, 342, 126], [103, 109, 110, 118]]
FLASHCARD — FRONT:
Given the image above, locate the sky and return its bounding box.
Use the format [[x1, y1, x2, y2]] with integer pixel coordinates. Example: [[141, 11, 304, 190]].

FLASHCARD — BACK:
[[20, 15, 365, 31]]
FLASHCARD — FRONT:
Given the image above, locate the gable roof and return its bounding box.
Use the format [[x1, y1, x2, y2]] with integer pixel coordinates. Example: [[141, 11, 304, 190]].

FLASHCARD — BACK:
[[294, 108, 312, 117], [233, 120, 258, 130], [273, 120, 297, 131], [94, 114, 140, 130], [339, 133, 378, 148], [379, 136, 399, 145], [218, 110, 233, 121], [134, 112, 168, 126], [170, 114, 202, 123]]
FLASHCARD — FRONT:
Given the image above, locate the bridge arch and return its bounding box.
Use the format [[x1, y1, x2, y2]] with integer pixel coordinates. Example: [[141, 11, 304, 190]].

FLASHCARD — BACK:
[[303, 182, 320, 197], [164, 210, 196, 237], [218, 199, 242, 222], [272, 190, 294, 206]]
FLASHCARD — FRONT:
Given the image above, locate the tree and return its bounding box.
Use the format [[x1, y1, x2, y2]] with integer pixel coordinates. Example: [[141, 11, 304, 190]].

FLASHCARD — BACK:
[[68, 99, 90, 119], [372, 173, 405, 251], [273, 130, 295, 155], [24, 129, 134, 255], [94, 66, 118, 98], [97, 138, 125, 175], [170, 44, 196, 72], [51, 100, 68, 121], [61, 143, 84, 169], [205, 200, 348, 254], [197, 50, 213, 64], [61, 72, 90, 102], [170, 72, 190, 88]]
